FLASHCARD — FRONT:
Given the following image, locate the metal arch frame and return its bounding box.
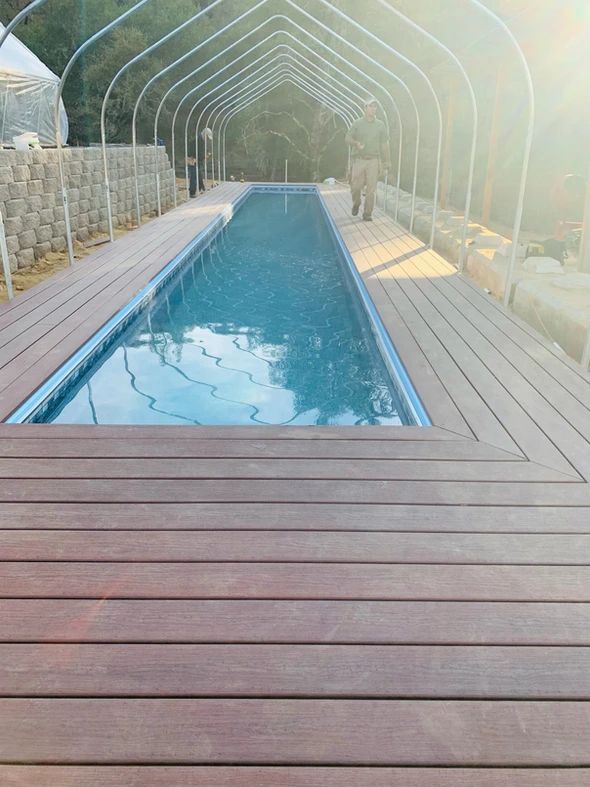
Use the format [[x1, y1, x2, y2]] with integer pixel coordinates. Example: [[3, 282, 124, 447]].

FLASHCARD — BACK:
[[374, 0, 479, 269], [194, 59, 358, 191], [205, 60, 359, 186], [183, 46, 361, 203], [9, 1, 533, 316], [222, 76, 346, 155], [287, 0, 442, 247], [126, 3, 424, 233], [211, 50, 365, 185], [0, 0, 48, 50], [125, 0, 270, 226], [467, 0, 535, 308], [161, 25, 405, 219], [172, 14, 420, 223], [98, 0, 232, 241], [186, 54, 357, 197], [53, 0, 152, 267], [203, 52, 368, 187], [218, 75, 350, 184]]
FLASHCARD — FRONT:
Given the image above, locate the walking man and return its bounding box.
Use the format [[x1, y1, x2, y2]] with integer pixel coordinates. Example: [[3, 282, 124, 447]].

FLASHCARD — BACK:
[[345, 97, 390, 222]]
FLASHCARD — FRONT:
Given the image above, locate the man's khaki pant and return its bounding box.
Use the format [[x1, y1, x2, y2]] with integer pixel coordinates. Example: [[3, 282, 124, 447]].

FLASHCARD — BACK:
[[351, 157, 379, 218]]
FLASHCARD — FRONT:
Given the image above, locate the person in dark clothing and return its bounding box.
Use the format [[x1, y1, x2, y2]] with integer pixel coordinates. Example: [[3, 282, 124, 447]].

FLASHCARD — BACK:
[[187, 156, 197, 197]]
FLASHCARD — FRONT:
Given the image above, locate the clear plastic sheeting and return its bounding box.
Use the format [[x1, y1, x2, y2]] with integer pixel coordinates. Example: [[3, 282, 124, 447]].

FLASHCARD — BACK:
[[0, 22, 68, 146]]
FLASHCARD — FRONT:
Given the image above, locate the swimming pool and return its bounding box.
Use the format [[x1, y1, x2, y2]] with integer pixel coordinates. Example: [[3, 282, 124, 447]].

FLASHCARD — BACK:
[[8, 187, 429, 426]]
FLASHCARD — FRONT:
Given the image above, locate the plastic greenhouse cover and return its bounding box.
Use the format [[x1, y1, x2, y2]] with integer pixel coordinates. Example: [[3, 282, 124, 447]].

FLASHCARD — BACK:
[[0, 22, 68, 146]]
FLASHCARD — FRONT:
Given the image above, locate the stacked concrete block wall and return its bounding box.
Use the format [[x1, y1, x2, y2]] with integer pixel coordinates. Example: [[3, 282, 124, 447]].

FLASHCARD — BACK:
[[0, 146, 175, 272]]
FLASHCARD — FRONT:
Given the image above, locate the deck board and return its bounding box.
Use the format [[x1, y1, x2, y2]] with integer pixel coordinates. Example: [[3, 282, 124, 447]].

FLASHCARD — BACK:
[[1, 182, 590, 777]]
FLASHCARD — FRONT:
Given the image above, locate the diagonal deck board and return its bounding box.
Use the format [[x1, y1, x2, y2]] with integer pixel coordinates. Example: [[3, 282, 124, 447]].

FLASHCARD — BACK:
[[1, 182, 590, 777]]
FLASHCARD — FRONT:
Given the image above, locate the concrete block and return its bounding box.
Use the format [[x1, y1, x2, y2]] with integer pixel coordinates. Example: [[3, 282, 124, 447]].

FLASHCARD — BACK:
[[29, 164, 45, 180], [88, 209, 100, 225], [12, 164, 30, 181], [44, 178, 58, 194], [5, 235, 19, 254], [4, 216, 23, 235], [27, 196, 43, 212], [52, 220, 66, 236], [5, 199, 27, 218], [0, 167, 14, 185], [51, 237, 67, 253], [22, 212, 41, 231], [16, 248, 35, 269], [44, 163, 59, 179], [78, 213, 89, 228], [79, 199, 90, 213], [34, 241, 52, 260], [8, 181, 28, 199], [36, 225, 53, 243], [76, 226, 90, 242], [0, 184, 9, 202], [43, 193, 57, 208], [18, 229, 38, 248], [28, 179, 44, 196], [54, 206, 65, 221], [80, 185, 91, 200], [8, 253, 17, 273], [40, 208, 55, 225]]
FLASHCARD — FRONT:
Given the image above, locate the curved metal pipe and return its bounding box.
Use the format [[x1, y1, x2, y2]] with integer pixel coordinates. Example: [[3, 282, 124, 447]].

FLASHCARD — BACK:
[[467, 0, 535, 308], [219, 75, 351, 184], [162, 24, 403, 217], [99, 0, 229, 238], [207, 63, 358, 185], [185, 50, 359, 199], [196, 60, 358, 189], [54, 0, 151, 266], [375, 0, 479, 268], [205, 52, 367, 186], [0, 0, 48, 50], [293, 0, 442, 246]]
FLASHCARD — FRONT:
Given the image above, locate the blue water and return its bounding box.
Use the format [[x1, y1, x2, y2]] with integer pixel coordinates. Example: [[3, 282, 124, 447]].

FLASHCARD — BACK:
[[37, 192, 416, 425]]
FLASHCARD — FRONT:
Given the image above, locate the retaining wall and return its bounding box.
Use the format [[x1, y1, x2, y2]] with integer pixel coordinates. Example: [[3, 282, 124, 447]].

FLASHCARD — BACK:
[[0, 146, 175, 272]]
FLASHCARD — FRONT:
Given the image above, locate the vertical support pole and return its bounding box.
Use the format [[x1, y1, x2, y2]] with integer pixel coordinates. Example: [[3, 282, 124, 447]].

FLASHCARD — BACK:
[[439, 75, 456, 212], [155, 143, 162, 218], [285, 159, 288, 184], [56, 137, 75, 267], [481, 64, 505, 228], [579, 164, 590, 274], [383, 170, 389, 214], [0, 210, 14, 301]]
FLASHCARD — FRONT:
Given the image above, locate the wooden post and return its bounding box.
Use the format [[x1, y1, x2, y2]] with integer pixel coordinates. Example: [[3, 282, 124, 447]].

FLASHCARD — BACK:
[[439, 77, 456, 211], [481, 64, 505, 229]]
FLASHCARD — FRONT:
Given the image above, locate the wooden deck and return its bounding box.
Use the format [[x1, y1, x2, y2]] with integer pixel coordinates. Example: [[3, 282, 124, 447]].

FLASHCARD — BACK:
[[1, 182, 590, 784]]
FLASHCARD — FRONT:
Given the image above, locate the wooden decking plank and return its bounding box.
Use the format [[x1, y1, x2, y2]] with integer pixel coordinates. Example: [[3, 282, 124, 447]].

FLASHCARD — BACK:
[[0, 458, 565, 483], [367, 245, 578, 474], [395, 250, 590, 478], [414, 247, 590, 414], [3, 562, 590, 601], [0, 437, 519, 461], [1, 698, 590, 765], [3, 531, 589, 564], [2, 644, 589, 699], [2, 479, 588, 505], [1, 502, 589, 532], [2, 599, 588, 644], [1, 766, 588, 787], [355, 246, 522, 455]]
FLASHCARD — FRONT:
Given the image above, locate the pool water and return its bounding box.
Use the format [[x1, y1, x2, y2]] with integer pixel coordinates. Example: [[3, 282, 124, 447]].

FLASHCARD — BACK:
[[36, 191, 417, 425]]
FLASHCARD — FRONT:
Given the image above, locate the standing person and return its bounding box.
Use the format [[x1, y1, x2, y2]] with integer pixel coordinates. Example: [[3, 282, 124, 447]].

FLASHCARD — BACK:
[[186, 156, 197, 198], [345, 97, 390, 222]]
